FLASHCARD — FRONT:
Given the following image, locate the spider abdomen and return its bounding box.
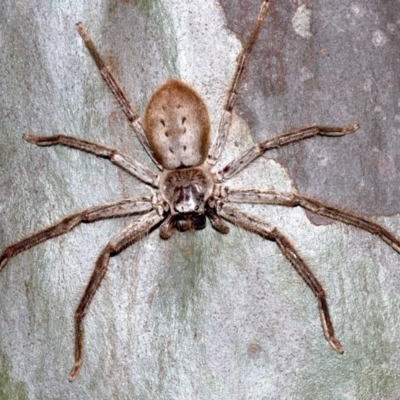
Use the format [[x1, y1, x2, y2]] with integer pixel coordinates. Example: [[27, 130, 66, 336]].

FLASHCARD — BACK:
[[145, 79, 210, 169]]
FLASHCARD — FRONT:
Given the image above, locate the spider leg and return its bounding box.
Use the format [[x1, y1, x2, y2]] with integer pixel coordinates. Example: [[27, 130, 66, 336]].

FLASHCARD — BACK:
[[218, 204, 343, 353], [206, 208, 230, 234], [68, 210, 164, 381], [76, 23, 162, 170], [221, 188, 400, 253], [216, 124, 359, 181], [0, 197, 154, 271], [207, 0, 270, 166], [24, 133, 159, 187], [159, 214, 175, 239]]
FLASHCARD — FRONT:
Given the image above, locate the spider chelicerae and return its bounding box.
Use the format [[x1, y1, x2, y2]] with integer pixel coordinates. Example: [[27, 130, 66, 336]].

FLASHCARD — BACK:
[[1, 0, 400, 381]]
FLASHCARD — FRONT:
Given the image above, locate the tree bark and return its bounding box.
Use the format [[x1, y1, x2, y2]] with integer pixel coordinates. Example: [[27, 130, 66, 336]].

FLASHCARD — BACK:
[[1, 0, 399, 398]]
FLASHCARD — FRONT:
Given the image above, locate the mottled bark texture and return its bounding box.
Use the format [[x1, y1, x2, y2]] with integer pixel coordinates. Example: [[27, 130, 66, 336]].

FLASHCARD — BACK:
[[0, 1, 399, 398]]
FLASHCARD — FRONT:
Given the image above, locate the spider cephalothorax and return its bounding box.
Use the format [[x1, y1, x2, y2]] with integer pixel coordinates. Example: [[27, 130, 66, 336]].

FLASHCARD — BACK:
[[1, 0, 400, 382], [159, 167, 214, 214], [159, 165, 215, 233]]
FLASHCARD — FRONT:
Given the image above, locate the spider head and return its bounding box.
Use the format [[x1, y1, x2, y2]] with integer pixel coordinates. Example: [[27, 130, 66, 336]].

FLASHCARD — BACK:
[[159, 166, 214, 224], [172, 181, 206, 214]]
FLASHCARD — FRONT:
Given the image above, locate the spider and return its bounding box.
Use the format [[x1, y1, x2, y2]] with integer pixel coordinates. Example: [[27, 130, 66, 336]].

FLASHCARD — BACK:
[[1, 0, 400, 381]]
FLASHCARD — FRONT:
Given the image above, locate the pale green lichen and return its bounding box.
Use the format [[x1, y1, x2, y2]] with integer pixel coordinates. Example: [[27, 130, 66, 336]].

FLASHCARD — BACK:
[[0, 351, 28, 400]]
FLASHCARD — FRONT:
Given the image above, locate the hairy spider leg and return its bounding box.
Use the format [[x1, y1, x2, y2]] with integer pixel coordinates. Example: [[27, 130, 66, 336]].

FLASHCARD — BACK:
[[221, 188, 400, 253], [207, 0, 270, 166], [23, 134, 159, 187], [0, 198, 153, 271], [68, 210, 164, 381], [215, 188, 400, 350], [216, 124, 359, 181], [76, 23, 162, 170], [218, 204, 343, 353]]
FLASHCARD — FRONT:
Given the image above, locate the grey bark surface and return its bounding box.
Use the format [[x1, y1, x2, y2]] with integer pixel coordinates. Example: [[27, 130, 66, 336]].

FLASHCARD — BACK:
[[0, 0, 400, 399]]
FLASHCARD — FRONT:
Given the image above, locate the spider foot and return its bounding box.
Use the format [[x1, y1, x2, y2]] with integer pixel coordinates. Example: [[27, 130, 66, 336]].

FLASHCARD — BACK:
[[328, 336, 344, 354], [23, 133, 57, 146], [0, 247, 13, 271], [23, 133, 38, 143], [0, 256, 8, 271], [68, 361, 82, 382], [321, 123, 360, 136], [343, 123, 360, 133], [318, 297, 344, 354], [0, 254, 8, 271]]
